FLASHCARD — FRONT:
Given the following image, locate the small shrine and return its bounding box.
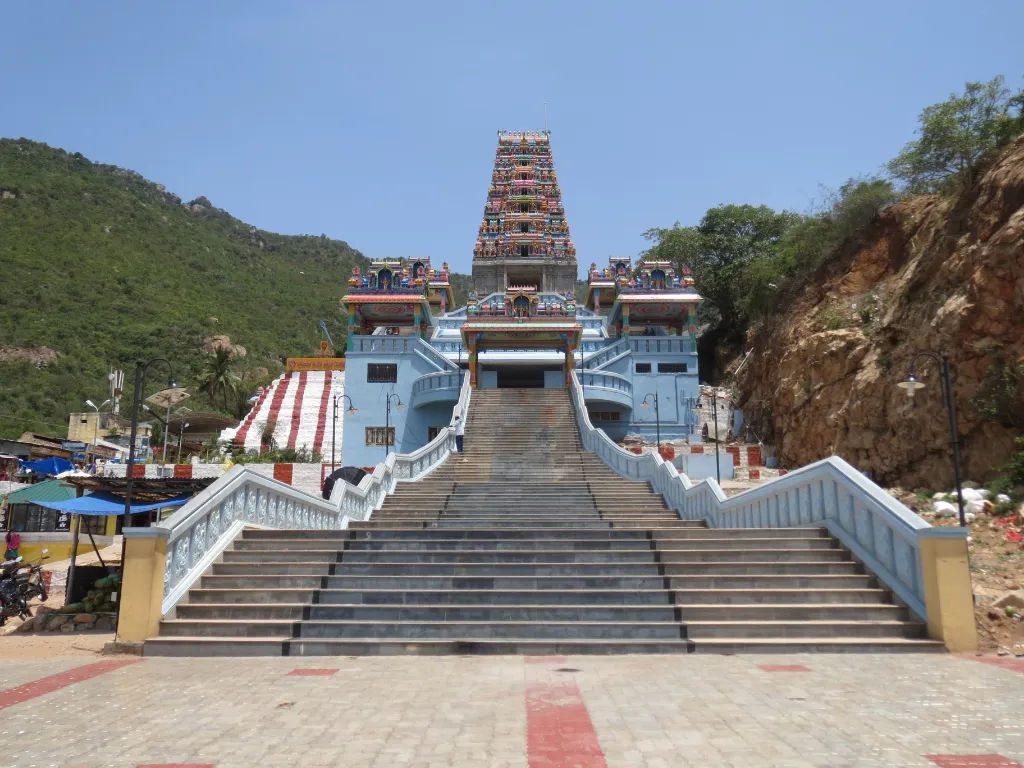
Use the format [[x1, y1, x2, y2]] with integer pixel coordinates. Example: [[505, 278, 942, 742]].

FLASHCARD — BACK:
[[341, 258, 435, 345]]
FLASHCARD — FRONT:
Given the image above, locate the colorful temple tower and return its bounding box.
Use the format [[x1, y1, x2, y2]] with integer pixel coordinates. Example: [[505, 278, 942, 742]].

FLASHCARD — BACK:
[[471, 131, 577, 294]]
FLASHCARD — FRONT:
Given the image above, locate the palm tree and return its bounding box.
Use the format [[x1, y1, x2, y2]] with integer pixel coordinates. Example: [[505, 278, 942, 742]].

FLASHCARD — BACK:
[[198, 349, 240, 413]]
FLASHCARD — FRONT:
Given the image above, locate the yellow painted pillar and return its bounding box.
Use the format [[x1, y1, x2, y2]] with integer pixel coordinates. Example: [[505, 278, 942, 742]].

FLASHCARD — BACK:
[[919, 530, 978, 652], [564, 343, 576, 386], [116, 527, 169, 644], [468, 341, 478, 388]]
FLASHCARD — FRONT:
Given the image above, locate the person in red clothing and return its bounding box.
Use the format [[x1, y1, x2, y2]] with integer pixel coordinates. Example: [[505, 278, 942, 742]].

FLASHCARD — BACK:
[[4, 530, 20, 560]]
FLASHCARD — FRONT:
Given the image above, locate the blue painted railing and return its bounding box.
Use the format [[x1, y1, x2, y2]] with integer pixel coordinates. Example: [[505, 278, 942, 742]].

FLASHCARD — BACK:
[[567, 370, 963, 621]]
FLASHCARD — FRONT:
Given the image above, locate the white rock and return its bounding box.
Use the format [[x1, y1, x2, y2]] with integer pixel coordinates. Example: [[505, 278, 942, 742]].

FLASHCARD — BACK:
[[996, 494, 1011, 504], [933, 501, 957, 518], [978, 489, 991, 499], [961, 488, 984, 503], [964, 512, 977, 524], [932, 492, 948, 500], [966, 499, 986, 516]]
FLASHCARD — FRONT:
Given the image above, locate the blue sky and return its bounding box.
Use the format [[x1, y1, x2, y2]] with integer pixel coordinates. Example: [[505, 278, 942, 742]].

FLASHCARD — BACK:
[[3, 1, 1022, 277]]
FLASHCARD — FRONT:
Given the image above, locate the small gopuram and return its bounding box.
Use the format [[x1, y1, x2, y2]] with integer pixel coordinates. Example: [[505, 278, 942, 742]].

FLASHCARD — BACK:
[[471, 131, 577, 294]]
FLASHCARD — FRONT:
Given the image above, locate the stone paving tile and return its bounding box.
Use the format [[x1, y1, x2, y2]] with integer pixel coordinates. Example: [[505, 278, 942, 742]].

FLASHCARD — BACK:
[[0, 654, 1021, 767], [0, 656, 93, 690]]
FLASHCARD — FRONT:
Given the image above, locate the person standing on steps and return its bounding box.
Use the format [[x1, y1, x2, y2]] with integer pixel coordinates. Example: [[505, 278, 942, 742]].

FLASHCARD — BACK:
[[454, 414, 466, 456]]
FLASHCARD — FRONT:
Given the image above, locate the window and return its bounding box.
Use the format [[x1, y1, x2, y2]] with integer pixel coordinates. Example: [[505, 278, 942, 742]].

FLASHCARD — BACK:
[[519, 222, 529, 233], [519, 203, 530, 213], [365, 427, 395, 446], [635, 363, 652, 374], [588, 411, 621, 421], [658, 363, 688, 373], [519, 245, 530, 258], [367, 363, 397, 383]]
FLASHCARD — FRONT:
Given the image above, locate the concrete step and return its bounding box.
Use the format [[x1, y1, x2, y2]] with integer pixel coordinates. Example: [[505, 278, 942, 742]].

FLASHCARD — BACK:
[[350, 529, 652, 540], [689, 637, 944, 653], [662, 561, 862, 574], [683, 620, 926, 639], [222, 550, 339, 563], [338, 550, 660, 563], [669, 574, 874, 589], [657, 549, 850, 563], [675, 604, 906, 621], [314, 588, 675, 606], [331, 562, 664, 576], [296, 620, 685, 640], [345, 540, 657, 552], [317, 574, 670, 590], [674, 588, 887, 603]]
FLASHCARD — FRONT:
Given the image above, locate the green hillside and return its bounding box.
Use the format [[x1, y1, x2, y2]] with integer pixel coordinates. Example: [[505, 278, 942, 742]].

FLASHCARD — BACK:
[[0, 138, 370, 438]]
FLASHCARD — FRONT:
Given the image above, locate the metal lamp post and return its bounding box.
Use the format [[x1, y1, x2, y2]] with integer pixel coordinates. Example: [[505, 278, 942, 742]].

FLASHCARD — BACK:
[[384, 393, 403, 456], [123, 359, 180, 521], [84, 398, 111, 448], [331, 394, 357, 470], [640, 393, 661, 451], [176, 422, 190, 464], [898, 352, 967, 527]]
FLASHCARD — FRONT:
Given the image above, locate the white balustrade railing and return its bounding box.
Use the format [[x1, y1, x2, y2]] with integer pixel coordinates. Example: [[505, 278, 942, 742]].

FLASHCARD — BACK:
[[568, 370, 960, 621], [581, 338, 628, 370], [579, 369, 632, 395], [155, 373, 472, 616], [415, 337, 459, 371], [628, 336, 694, 355]]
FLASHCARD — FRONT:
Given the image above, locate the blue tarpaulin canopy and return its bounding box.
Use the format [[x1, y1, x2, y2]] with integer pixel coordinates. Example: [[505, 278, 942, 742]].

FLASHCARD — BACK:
[[19, 457, 74, 477], [33, 492, 192, 516]]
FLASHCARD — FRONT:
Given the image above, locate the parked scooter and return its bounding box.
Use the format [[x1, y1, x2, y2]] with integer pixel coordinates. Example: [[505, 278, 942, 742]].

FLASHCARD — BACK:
[[16, 549, 49, 603]]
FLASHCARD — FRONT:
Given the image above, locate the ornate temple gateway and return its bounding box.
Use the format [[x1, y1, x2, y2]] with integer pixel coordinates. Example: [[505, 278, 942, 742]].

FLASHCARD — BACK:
[[339, 131, 708, 469], [471, 131, 577, 294]]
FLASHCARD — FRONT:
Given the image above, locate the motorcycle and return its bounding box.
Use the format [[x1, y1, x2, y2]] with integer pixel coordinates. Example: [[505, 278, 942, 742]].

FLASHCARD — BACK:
[[16, 549, 50, 603], [0, 556, 30, 626]]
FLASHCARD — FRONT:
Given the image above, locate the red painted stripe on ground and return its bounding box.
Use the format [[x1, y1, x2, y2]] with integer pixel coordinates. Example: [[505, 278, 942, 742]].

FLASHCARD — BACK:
[[965, 656, 1024, 674], [925, 755, 1023, 767], [285, 371, 308, 450], [0, 658, 142, 712], [312, 371, 334, 456], [260, 373, 295, 453], [287, 668, 338, 676], [526, 661, 607, 768]]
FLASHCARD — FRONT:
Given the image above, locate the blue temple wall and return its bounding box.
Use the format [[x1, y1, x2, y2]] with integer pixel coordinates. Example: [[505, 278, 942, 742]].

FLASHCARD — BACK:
[[342, 341, 457, 468]]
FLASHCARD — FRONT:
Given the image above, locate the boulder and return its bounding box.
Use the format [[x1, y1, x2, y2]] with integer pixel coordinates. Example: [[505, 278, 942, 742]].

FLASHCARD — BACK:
[[94, 615, 115, 632], [73, 613, 96, 625], [59, 623, 74, 633], [933, 501, 957, 518], [47, 614, 70, 630]]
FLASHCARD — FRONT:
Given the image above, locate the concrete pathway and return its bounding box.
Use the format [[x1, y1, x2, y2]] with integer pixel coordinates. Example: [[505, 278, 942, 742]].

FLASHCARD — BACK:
[[0, 652, 1021, 767]]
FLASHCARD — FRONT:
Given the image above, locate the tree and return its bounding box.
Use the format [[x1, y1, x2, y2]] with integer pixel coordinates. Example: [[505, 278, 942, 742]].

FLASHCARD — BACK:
[[197, 349, 240, 413], [887, 75, 1024, 193]]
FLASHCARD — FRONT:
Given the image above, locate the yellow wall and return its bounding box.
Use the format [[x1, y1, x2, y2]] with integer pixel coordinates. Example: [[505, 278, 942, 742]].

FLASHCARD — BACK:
[[920, 534, 978, 652]]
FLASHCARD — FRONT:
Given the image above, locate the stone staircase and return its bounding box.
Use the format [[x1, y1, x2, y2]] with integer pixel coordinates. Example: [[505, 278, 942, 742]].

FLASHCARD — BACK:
[[145, 388, 942, 655]]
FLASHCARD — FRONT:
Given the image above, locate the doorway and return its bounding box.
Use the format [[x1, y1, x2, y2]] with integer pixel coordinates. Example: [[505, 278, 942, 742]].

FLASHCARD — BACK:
[[497, 367, 545, 388]]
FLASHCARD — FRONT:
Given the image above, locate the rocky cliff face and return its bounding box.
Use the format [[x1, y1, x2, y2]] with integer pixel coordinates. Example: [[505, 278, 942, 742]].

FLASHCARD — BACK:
[[736, 137, 1024, 487]]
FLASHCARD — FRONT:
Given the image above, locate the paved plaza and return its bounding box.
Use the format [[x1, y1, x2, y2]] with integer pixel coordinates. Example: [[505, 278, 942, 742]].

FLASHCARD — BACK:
[[0, 650, 1022, 767]]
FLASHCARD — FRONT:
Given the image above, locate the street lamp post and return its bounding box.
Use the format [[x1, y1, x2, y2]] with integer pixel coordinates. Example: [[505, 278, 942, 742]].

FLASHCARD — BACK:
[[384, 393, 403, 456], [640, 393, 661, 452], [123, 359, 179, 521], [84, 398, 111, 449], [898, 352, 967, 527], [176, 422, 190, 464], [331, 394, 357, 470]]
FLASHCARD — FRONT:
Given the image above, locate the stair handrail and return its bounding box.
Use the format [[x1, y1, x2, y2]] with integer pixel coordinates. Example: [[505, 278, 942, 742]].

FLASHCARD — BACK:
[[415, 337, 459, 371], [149, 373, 472, 616], [154, 465, 342, 614], [580, 337, 628, 370], [568, 369, 960, 621]]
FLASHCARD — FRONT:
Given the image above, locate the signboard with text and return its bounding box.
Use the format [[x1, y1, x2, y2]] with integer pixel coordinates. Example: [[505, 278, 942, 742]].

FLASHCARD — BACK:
[[285, 358, 346, 372]]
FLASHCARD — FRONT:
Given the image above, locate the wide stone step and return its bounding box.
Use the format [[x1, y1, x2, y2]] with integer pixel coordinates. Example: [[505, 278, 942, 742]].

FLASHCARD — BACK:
[[222, 550, 339, 563], [212, 563, 332, 576], [339, 550, 659, 563], [175, 603, 305, 620], [187, 588, 315, 604], [201, 575, 323, 589], [331, 562, 664, 576], [683, 620, 926, 639], [657, 549, 849, 562], [350, 528, 651, 540], [346, 539, 656, 551], [308, 603, 680, 623], [674, 588, 887, 604], [296, 619, 685, 640], [669, 574, 874, 589], [320, 574, 669, 590], [663, 561, 862, 575], [314, 588, 675, 606], [676, 604, 906, 621], [241, 529, 350, 540], [689, 637, 944, 654]]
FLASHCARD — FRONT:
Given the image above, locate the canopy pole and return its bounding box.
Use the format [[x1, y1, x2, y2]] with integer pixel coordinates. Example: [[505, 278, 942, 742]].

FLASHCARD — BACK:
[[66, 514, 81, 602], [87, 529, 107, 570]]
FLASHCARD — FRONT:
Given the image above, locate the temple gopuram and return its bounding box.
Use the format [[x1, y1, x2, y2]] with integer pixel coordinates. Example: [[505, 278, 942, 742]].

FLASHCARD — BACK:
[[471, 131, 577, 294], [334, 131, 704, 468]]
